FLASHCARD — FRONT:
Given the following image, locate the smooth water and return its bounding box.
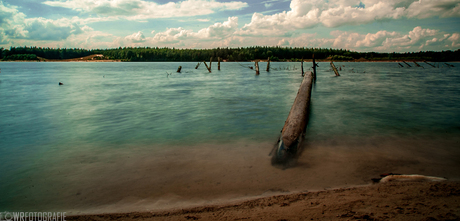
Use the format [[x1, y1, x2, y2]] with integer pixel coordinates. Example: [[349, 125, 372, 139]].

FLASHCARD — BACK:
[[1, 61, 460, 214]]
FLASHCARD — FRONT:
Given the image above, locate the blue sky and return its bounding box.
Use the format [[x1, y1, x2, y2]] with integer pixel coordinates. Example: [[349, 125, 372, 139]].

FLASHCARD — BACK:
[[1, 0, 459, 52]]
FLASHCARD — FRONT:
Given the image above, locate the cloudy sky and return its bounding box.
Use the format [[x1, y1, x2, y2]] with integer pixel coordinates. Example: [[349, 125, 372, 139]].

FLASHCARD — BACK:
[[1, 0, 459, 52]]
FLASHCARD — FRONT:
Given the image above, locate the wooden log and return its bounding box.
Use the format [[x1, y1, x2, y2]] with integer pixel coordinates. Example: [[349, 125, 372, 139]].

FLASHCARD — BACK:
[[301, 58, 304, 76], [266, 57, 270, 72], [255, 60, 260, 75], [312, 54, 317, 82], [424, 61, 435, 68], [278, 71, 313, 152], [402, 61, 412, 67], [203, 61, 211, 72], [218, 57, 221, 71], [195, 62, 201, 69], [177, 66, 182, 72], [209, 57, 213, 71], [330, 61, 340, 76]]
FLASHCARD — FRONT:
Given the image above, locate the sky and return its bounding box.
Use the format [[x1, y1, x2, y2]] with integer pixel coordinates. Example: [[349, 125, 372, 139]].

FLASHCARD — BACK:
[[0, 0, 459, 52]]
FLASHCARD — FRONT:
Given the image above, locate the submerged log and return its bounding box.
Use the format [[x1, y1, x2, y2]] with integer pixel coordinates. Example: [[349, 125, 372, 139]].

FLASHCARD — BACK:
[[278, 71, 313, 151], [398, 63, 404, 67], [218, 57, 221, 71], [301, 58, 304, 76], [209, 57, 213, 71], [312, 54, 317, 82], [424, 61, 435, 68], [266, 57, 270, 72], [402, 61, 412, 67], [330, 61, 340, 76], [413, 61, 421, 67], [445, 63, 454, 67], [203, 61, 211, 73]]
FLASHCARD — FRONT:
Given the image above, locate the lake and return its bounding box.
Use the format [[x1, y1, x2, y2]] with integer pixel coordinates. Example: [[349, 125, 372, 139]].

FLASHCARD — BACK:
[[1, 61, 459, 214]]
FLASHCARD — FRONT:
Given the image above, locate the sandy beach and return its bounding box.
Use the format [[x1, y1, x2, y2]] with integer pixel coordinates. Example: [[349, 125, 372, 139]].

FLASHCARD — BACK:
[[66, 181, 459, 221]]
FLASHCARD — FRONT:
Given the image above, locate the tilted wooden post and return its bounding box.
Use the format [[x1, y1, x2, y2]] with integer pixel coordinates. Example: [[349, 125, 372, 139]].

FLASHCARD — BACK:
[[177, 66, 182, 73], [301, 58, 304, 76], [413, 61, 421, 67], [312, 54, 317, 82], [203, 61, 211, 72], [402, 61, 411, 67], [398, 63, 404, 67], [255, 60, 260, 75], [195, 62, 201, 69], [218, 57, 221, 71], [266, 57, 270, 72], [209, 57, 213, 71], [424, 61, 435, 68], [273, 72, 313, 163], [330, 61, 340, 76]]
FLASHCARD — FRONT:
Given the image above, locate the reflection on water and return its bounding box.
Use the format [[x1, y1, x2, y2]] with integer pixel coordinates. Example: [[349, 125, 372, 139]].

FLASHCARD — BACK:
[[0, 62, 459, 213]]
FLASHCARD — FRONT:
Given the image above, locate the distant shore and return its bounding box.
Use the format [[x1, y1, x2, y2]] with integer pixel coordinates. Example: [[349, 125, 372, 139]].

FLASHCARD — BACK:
[[66, 181, 460, 221]]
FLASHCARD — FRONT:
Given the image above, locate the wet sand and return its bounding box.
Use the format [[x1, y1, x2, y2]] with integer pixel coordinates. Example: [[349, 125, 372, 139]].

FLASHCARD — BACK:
[[67, 181, 460, 220]]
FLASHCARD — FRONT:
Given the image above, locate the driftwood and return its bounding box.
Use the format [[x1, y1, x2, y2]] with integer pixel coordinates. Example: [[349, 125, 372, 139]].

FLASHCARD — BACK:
[[266, 57, 270, 72], [279, 71, 313, 149], [330, 61, 340, 76], [424, 61, 435, 68], [209, 57, 213, 71], [312, 55, 317, 82], [218, 57, 221, 71], [301, 58, 304, 76], [203, 61, 211, 72], [402, 61, 412, 67]]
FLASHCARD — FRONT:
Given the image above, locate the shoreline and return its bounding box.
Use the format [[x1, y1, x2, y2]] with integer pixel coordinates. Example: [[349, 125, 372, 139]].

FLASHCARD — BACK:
[[1, 59, 458, 63], [66, 181, 460, 220]]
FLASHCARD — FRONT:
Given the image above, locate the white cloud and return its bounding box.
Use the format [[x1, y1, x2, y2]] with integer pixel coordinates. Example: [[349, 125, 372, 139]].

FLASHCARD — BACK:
[[151, 17, 238, 44], [274, 26, 459, 52], [125, 31, 146, 43], [0, 1, 85, 42], [239, 0, 460, 36], [43, 0, 248, 21]]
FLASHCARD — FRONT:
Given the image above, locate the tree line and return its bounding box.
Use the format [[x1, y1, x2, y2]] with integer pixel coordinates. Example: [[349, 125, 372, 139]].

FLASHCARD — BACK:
[[1, 46, 459, 61]]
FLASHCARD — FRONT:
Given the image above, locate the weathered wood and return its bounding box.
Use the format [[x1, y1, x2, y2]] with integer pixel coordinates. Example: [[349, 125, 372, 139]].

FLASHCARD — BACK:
[[280, 71, 313, 149], [330, 61, 340, 76], [413, 61, 421, 67], [203, 61, 211, 72], [402, 61, 412, 67], [255, 60, 260, 75], [177, 66, 182, 72], [209, 57, 213, 71], [218, 57, 221, 71], [195, 62, 201, 69], [424, 61, 435, 68], [312, 54, 317, 82], [398, 63, 404, 67], [266, 57, 270, 72], [301, 58, 304, 76]]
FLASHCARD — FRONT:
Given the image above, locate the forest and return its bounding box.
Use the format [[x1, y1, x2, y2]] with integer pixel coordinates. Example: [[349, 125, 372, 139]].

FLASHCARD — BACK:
[[1, 46, 459, 62]]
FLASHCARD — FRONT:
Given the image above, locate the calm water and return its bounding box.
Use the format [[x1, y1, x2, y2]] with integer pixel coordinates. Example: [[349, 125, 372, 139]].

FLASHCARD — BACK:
[[1, 61, 460, 214]]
